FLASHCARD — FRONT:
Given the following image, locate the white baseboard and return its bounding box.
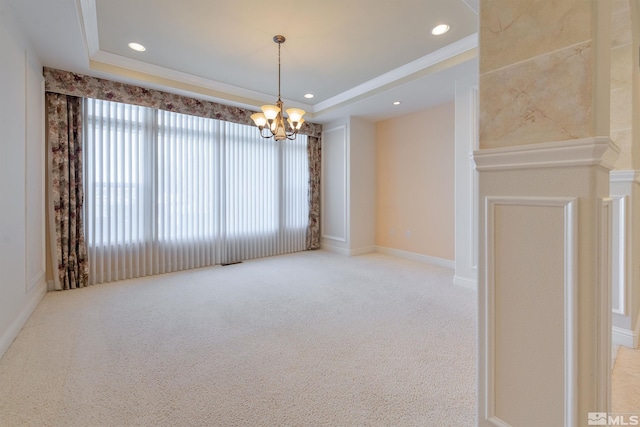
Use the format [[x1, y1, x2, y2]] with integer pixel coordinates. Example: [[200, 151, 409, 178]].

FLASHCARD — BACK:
[[26, 270, 45, 293], [613, 324, 639, 349], [0, 278, 47, 359], [321, 243, 351, 256], [453, 275, 477, 290], [376, 246, 455, 270], [321, 243, 376, 257], [349, 246, 377, 256], [612, 327, 637, 348]]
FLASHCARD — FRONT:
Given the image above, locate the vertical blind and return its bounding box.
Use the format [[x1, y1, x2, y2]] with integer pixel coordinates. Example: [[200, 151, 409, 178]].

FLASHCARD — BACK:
[[84, 98, 309, 285]]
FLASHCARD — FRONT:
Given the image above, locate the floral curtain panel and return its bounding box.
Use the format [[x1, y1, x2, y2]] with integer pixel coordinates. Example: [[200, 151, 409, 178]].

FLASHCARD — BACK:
[[306, 136, 321, 250], [43, 67, 322, 138], [46, 93, 89, 290]]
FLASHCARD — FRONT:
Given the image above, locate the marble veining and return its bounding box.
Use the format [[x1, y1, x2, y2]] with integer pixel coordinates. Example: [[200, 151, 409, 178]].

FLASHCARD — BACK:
[[480, 42, 592, 149], [480, 0, 591, 73]]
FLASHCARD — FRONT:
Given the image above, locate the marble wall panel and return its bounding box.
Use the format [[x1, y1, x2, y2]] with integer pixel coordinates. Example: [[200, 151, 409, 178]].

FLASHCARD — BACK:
[[611, 44, 633, 89], [480, 42, 592, 149], [611, 128, 633, 170], [480, 0, 591, 73], [612, 7, 633, 48], [611, 87, 633, 131], [612, 0, 631, 15]]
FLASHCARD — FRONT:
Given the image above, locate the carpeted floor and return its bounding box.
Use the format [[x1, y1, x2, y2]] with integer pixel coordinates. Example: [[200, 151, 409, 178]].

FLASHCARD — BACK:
[[0, 251, 477, 426], [612, 345, 640, 412]]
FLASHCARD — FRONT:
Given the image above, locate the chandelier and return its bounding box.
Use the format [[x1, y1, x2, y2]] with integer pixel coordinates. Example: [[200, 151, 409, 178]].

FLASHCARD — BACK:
[[251, 35, 305, 141]]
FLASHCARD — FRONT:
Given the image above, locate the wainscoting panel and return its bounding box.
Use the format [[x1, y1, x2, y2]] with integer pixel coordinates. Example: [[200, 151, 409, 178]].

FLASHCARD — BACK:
[[454, 76, 479, 290], [321, 125, 347, 243], [596, 198, 612, 411], [484, 197, 577, 427], [24, 52, 45, 293], [611, 195, 626, 316], [610, 171, 639, 348]]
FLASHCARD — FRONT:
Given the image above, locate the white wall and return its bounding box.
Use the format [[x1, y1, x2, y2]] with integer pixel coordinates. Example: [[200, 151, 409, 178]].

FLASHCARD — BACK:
[[0, 0, 47, 359]]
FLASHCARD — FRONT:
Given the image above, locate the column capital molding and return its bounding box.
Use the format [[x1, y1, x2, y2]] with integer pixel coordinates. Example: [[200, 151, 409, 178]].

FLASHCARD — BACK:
[[610, 170, 640, 184], [473, 137, 620, 172]]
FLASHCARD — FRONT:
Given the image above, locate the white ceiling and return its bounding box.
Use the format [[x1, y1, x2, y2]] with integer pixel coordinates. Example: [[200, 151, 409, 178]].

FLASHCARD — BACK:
[[8, 0, 479, 124]]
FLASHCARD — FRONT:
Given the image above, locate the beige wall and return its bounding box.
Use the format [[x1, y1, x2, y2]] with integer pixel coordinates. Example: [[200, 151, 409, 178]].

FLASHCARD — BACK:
[[375, 102, 454, 260]]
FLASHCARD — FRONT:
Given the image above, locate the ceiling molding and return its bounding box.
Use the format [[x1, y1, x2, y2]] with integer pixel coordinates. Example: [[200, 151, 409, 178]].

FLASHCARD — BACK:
[[313, 48, 477, 121], [77, 0, 313, 113], [313, 33, 478, 113], [90, 50, 313, 110], [461, 0, 479, 14], [77, 0, 477, 120], [77, 0, 99, 57]]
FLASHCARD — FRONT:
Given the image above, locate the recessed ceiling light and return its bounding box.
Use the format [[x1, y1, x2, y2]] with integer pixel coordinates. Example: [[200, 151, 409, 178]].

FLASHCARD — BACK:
[[128, 42, 146, 52], [393, 101, 401, 105], [304, 93, 314, 99], [431, 24, 450, 36]]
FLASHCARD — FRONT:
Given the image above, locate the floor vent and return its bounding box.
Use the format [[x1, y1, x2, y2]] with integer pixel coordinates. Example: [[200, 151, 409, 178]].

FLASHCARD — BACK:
[[221, 261, 243, 266]]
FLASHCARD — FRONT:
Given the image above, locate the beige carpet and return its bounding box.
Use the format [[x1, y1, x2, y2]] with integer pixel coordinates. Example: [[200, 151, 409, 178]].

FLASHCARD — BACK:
[[0, 251, 476, 426], [612, 346, 640, 412]]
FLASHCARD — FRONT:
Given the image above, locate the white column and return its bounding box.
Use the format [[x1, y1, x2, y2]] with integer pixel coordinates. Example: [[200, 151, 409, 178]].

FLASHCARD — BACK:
[[476, 138, 618, 426], [477, 0, 614, 424]]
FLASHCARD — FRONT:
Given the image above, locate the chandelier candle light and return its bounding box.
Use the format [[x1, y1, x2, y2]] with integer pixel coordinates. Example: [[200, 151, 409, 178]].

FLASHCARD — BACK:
[[251, 35, 305, 141]]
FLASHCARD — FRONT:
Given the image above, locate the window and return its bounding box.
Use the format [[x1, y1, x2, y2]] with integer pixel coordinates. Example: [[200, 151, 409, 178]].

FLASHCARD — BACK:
[[84, 98, 309, 284]]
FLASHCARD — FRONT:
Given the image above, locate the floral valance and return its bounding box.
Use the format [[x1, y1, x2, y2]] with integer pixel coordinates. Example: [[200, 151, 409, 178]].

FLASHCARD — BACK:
[[43, 67, 322, 139]]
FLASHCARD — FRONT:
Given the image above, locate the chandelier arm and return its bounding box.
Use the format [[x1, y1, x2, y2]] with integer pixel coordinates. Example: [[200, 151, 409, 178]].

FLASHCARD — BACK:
[[260, 127, 274, 139], [252, 35, 304, 141], [285, 125, 299, 140]]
